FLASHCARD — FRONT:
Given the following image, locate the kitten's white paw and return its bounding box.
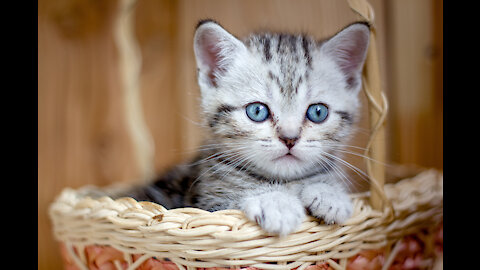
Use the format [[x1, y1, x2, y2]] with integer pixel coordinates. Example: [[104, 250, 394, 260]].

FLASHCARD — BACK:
[[301, 185, 353, 225], [241, 191, 305, 236]]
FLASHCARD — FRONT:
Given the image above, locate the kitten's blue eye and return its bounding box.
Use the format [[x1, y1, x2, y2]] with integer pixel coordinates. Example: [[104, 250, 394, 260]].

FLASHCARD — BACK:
[[246, 102, 270, 122], [306, 103, 329, 123]]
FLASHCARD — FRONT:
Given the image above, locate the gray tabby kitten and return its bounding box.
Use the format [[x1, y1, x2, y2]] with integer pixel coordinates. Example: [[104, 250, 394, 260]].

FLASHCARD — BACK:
[[130, 20, 370, 236]]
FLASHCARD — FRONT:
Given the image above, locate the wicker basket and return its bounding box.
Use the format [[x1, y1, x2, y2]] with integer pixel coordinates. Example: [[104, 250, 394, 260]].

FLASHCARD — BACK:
[[49, 0, 443, 269]]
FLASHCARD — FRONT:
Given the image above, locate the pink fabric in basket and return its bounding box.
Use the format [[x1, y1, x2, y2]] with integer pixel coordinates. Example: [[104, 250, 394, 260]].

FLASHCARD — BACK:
[[59, 223, 442, 270]]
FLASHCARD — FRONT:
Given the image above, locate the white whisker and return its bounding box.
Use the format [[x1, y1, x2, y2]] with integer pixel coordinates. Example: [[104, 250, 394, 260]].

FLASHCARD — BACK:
[[220, 155, 256, 182], [320, 150, 371, 185], [318, 155, 351, 188], [329, 148, 391, 167], [190, 146, 251, 166]]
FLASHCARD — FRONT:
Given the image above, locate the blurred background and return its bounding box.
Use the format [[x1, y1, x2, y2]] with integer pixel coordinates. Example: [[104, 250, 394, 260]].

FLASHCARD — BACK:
[[38, 0, 442, 269]]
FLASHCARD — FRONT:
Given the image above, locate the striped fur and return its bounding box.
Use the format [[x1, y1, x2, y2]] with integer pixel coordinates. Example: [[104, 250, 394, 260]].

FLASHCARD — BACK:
[[127, 20, 370, 235]]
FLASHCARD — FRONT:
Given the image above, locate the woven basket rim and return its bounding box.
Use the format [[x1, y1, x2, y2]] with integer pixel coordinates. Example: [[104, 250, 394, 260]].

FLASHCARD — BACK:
[[49, 168, 443, 270]]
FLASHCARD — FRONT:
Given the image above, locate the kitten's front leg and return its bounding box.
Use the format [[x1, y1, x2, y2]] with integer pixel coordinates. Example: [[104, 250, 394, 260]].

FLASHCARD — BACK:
[[236, 188, 305, 236], [299, 182, 353, 225]]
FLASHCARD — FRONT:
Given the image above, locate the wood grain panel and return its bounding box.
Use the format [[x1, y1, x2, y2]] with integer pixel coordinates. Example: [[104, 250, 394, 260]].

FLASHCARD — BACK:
[[38, 0, 141, 268], [135, 0, 183, 172], [385, 0, 443, 169]]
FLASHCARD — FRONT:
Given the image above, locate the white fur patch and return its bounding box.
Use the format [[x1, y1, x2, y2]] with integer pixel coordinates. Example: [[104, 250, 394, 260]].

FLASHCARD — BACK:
[[300, 182, 353, 224], [240, 190, 305, 236]]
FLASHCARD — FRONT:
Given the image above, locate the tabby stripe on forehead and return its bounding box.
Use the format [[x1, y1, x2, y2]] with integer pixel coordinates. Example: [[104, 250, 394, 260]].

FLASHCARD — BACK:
[[293, 76, 303, 94], [277, 34, 284, 53], [268, 71, 284, 95], [277, 34, 299, 54], [209, 105, 237, 128], [262, 36, 272, 62], [288, 35, 297, 53], [301, 35, 312, 68]]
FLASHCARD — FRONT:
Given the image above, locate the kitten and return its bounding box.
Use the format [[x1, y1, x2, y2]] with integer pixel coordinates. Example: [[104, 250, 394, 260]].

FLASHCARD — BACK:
[[128, 20, 370, 236]]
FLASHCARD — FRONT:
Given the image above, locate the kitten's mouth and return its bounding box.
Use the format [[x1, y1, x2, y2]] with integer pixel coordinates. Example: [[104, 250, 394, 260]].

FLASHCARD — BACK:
[[273, 152, 301, 162]]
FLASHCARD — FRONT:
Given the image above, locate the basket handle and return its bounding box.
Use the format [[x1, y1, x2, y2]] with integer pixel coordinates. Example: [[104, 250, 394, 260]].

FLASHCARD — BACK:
[[347, 0, 393, 215]]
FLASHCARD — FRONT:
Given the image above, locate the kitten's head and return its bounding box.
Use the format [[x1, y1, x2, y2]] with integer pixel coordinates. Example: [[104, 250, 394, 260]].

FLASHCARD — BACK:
[[193, 20, 369, 181]]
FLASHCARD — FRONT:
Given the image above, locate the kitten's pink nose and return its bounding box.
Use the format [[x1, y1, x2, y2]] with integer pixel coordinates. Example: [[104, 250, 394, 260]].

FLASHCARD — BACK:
[[279, 136, 299, 150]]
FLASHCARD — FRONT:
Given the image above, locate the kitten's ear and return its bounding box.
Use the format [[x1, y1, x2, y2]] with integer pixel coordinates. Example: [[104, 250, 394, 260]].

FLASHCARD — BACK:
[[194, 20, 247, 88], [320, 22, 370, 89]]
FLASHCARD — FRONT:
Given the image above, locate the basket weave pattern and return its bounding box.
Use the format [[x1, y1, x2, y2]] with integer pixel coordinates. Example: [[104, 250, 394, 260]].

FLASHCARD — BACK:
[[50, 169, 442, 270]]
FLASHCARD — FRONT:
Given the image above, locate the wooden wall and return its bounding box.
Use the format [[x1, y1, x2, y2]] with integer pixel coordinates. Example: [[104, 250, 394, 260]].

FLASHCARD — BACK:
[[38, 0, 442, 269], [385, 0, 443, 168]]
